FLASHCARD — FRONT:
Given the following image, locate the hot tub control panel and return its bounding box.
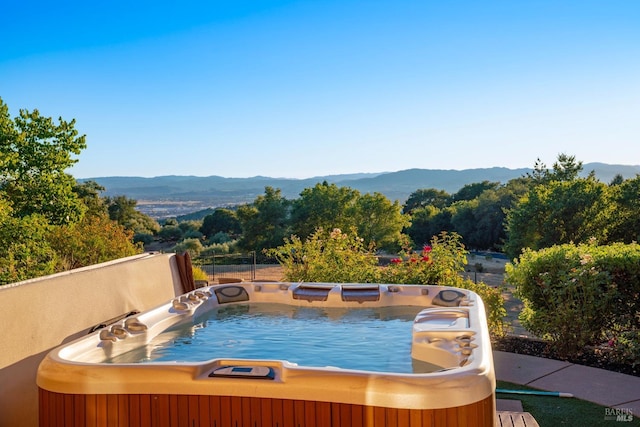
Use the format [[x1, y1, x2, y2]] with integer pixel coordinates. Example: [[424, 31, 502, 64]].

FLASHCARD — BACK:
[[209, 365, 276, 380]]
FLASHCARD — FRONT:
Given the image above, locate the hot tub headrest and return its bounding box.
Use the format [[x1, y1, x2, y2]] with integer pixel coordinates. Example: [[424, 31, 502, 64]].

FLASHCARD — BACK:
[[341, 284, 380, 302], [214, 285, 250, 304], [292, 284, 333, 302], [432, 289, 466, 307]]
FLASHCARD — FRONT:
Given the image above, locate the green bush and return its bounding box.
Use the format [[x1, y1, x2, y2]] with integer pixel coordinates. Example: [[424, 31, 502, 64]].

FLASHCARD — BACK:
[[183, 229, 203, 240], [0, 210, 57, 283], [268, 229, 507, 337], [379, 232, 468, 286], [208, 231, 233, 245], [200, 240, 239, 256], [506, 242, 640, 357], [133, 232, 154, 245], [266, 228, 380, 284], [173, 238, 204, 258], [609, 331, 640, 368]]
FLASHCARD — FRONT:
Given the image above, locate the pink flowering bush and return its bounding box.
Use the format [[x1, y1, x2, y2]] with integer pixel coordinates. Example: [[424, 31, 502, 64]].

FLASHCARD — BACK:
[[380, 232, 507, 337], [380, 232, 467, 286]]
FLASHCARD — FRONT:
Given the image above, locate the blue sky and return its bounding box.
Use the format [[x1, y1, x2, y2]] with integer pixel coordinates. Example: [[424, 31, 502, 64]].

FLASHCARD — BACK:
[[1, 0, 639, 179]]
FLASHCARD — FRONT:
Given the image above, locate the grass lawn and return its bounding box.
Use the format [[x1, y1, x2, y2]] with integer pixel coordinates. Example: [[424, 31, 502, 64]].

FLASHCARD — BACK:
[[497, 381, 639, 426]]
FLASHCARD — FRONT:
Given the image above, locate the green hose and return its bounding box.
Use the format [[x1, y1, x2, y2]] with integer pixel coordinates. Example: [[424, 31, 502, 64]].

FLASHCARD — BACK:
[[496, 388, 573, 398]]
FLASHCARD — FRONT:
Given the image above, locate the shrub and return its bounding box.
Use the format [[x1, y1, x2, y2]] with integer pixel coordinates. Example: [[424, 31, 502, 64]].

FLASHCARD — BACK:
[[133, 232, 154, 245], [379, 232, 506, 337], [183, 229, 203, 240], [208, 231, 232, 245], [158, 225, 183, 242], [609, 331, 640, 368], [379, 232, 468, 286], [200, 240, 239, 256], [266, 228, 379, 284], [173, 238, 204, 258], [506, 242, 640, 357], [0, 211, 57, 284], [192, 266, 209, 282], [48, 213, 142, 271]]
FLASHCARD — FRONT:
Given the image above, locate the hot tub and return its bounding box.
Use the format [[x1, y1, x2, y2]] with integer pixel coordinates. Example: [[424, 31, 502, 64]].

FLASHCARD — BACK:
[[38, 282, 496, 426]]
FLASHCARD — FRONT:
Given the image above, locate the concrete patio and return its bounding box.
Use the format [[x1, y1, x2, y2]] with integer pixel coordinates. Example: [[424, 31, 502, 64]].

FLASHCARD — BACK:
[[494, 350, 640, 417]]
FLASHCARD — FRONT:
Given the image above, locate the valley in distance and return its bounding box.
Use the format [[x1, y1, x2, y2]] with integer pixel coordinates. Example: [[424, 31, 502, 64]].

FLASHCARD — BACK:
[[78, 163, 640, 220]]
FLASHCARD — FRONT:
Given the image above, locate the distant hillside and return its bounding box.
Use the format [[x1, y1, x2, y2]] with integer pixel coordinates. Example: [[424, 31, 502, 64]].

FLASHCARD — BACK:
[[79, 163, 640, 218]]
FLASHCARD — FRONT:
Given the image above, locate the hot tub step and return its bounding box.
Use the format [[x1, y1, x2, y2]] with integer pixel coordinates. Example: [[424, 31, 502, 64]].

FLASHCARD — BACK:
[[496, 411, 540, 427]]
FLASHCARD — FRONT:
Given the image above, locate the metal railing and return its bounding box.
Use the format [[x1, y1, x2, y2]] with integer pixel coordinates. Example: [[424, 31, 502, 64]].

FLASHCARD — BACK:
[[195, 251, 256, 282]]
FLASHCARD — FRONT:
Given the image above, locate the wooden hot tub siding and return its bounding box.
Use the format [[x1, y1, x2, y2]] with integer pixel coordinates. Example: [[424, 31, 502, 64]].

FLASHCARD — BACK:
[[39, 389, 495, 427]]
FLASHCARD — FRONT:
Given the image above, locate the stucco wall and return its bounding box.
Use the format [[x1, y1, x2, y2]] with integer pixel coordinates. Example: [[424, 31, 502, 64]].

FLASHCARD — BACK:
[[0, 252, 184, 427]]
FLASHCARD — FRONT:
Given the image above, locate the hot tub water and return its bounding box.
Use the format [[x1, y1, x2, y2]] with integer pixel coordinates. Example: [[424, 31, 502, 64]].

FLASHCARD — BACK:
[[106, 303, 442, 373]]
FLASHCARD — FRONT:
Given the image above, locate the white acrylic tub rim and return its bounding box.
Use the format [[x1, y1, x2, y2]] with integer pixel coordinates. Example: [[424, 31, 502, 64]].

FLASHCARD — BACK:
[[37, 282, 495, 410]]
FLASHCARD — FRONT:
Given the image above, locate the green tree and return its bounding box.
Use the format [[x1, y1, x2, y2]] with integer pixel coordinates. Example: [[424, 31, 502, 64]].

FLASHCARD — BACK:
[[0, 98, 87, 225], [47, 213, 142, 270], [237, 187, 291, 252], [608, 175, 640, 243], [74, 180, 107, 216], [0, 200, 57, 283], [352, 192, 409, 251], [402, 188, 450, 214], [609, 173, 625, 187], [106, 195, 160, 236], [549, 153, 583, 182], [106, 195, 137, 224], [290, 183, 407, 251], [451, 181, 499, 202], [526, 153, 583, 184], [179, 220, 203, 238], [200, 208, 241, 238], [504, 177, 611, 259], [525, 158, 548, 184], [290, 182, 359, 240], [451, 183, 524, 251], [405, 205, 453, 247], [449, 200, 478, 248], [0, 99, 147, 284], [158, 222, 183, 242], [470, 186, 513, 251]]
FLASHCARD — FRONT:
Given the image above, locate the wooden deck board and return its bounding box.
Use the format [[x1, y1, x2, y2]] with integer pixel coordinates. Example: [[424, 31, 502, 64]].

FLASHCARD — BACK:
[[496, 411, 540, 427]]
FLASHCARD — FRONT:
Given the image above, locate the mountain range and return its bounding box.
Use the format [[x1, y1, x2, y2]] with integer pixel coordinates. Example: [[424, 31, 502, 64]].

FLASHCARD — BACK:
[[78, 163, 640, 218]]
